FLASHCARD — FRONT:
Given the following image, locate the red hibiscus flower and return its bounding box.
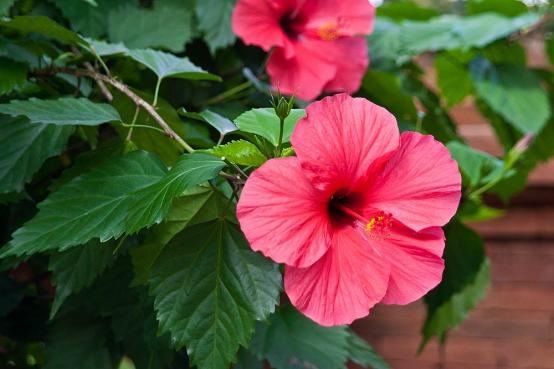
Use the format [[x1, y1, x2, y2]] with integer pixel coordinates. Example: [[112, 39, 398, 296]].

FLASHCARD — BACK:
[[237, 94, 462, 326], [231, 0, 375, 101]]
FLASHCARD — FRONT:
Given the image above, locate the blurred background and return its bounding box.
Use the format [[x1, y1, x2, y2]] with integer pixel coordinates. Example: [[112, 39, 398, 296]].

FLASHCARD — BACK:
[[355, 1, 554, 368]]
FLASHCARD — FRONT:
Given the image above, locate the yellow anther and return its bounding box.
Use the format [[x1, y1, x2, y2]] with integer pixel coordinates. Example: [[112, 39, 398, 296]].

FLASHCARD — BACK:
[[366, 218, 376, 232], [318, 21, 339, 41], [365, 212, 393, 239]]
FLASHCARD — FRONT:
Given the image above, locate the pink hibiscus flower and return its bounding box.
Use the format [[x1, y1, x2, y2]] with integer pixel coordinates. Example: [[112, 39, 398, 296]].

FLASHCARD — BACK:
[[231, 0, 375, 101], [237, 94, 462, 326]]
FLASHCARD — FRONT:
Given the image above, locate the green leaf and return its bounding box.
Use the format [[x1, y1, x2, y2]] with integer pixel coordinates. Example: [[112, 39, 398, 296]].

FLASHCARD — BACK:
[[435, 52, 474, 106], [149, 219, 281, 369], [481, 41, 526, 65], [195, 0, 236, 53], [347, 331, 390, 369], [250, 305, 350, 369], [107, 3, 193, 52], [402, 74, 458, 143], [369, 12, 540, 64], [458, 200, 504, 222], [109, 288, 174, 369], [53, 0, 135, 37], [44, 316, 112, 369], [125, 153, 225, 234], [234, 108, 305, 146], [0, 57, 27, 95], [527, 118, 554, 165], [421, 221, 490, 349], [111, 90, 185, 165], [180, 108, 237, 136], [0, 98, 122, 126], [361, 69, 417, 124], [0, 16, 88, 46], [470, 60, 550, 133], [127, 49, 221, 81], [49, 239, 117, 318], [87, 38, 129, 56], [2, 151, 167, 257], [377, 0, 438, 21], [130, 188, 221, 286], [546, 36, 554, 65], [235, 349, 263, 369], [49, 140, 124, 192], [0, 115, 73, 193], [447, 141, 503, 187], [52, 0, 104, 37], [208, 140, 267, 167], [0, 0, 15, 15], [466, 0, 528, 17]]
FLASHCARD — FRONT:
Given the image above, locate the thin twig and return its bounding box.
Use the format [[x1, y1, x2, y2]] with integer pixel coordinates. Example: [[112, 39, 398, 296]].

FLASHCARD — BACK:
[[71, 46, 113, 101], [33, 67, 194, 153], [84, 61, 113, 101]]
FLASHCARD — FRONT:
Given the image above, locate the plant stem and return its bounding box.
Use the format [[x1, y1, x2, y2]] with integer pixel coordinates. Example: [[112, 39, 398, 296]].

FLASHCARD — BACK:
[[33, 67, 195, 153], [153, 77, 162, 107], [202, 81, 252, 106], [275, 116, 285, 157], [126, 106, 140, 141], [468, 147, 521, 199]]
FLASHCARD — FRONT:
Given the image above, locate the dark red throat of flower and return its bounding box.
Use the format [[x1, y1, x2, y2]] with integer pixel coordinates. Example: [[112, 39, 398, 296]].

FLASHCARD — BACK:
[[329, 195, 392, 238], [279, 12, 300, 39]]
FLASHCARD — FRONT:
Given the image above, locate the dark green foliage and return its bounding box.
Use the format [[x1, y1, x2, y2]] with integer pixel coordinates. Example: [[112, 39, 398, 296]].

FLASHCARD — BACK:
[[0, 0, 552, 368]]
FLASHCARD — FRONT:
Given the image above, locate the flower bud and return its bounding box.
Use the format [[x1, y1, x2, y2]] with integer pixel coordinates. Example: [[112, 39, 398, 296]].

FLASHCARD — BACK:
[[272, 94, 295, 121], [513, 133, 534, 155]]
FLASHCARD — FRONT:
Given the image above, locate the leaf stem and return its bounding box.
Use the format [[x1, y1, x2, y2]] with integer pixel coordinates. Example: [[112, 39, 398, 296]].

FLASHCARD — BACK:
[[120, 123, 165, 134], [32, 67, 195, 153], [126, 106, 140, 141], [275, 116, 285, 157], [153, 77, 162, 107], [202, 81, 252, 106]]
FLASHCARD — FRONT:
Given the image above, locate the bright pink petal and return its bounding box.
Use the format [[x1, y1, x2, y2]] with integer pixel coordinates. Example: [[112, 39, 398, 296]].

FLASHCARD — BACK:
[[299, 0, 375, 36], [319, 37, 368, 94], [365, 132, 461, 231], [285, 225, 390, 326], [237, 157, 331, 268], [291, 94, 399, 196], [267, 41, 336, 100], [232, 0, 292, 53], [267, 37, 368, 99], [378, 224, 445, 305]]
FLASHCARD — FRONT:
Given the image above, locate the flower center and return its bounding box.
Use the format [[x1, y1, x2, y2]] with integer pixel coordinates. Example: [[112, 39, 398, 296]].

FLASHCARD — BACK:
[[279, 12, 301, 40], [317, 21, 340, 41], [328, 194, 392, 239]]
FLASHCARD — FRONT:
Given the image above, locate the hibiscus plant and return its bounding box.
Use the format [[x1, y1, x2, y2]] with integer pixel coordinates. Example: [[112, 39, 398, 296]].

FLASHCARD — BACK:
[[0, 0, 553, 368]]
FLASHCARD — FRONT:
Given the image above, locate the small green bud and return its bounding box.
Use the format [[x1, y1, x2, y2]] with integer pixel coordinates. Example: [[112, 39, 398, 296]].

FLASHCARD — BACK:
[[271, 94, 295, 121]]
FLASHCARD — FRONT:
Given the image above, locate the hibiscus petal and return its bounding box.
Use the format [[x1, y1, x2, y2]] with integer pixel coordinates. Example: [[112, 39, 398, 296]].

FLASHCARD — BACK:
[[237, 157, 331, 268], [285, 225, 390, 326], [299, 0, 375, 36], [318, 37, 369, 94], [267, 41, 336, 100], [232, 0, 292, 53], [366, 132, 461, 231], [378, 224, 445, 305], [291, 94, 400, 195]]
